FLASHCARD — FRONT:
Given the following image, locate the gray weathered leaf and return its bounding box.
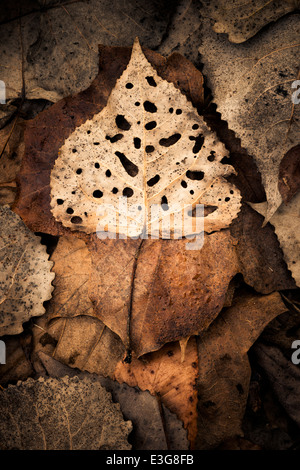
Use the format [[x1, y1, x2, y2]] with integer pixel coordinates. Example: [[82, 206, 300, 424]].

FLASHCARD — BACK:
[[199, 14, 300, 221], [0, 0, 174, 102], [202, 0, 299, 43], [0, 375, 132, 450], [0, 206, 55, 336]]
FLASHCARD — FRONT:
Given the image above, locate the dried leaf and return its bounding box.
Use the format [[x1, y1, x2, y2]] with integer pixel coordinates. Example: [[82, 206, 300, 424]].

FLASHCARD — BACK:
[[253, 343, 300, 429], [32, 315, 125, 379], [0, 206, 55, 336], [202, 0, 299, 43], [195, 291, 287, 449], [250, 193, 300, 286], [278, 145, 300, 203], [14, 45, 206, 236], [0, 0, 173, 101], [0, 376, 132, 450], [0, 333, 33, 386], [38, 352, 189, 450], [0, 118, 24, 206], [87, 231, 240, 356], [230, 205, 296, 293], [47, 236, 94, 319], [50, 39, 240, 236], [199, 14, 300, 220], [115, 337, 199, 446]]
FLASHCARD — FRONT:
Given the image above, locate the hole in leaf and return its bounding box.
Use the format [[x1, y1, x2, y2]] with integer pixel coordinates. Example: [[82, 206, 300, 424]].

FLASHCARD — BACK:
[[72, 148, 77, 153], [192, 134, 205, 153], [207, 151, 215, 162], [95, 163, 100, 168], [115, 151, 139, 177], [106, 170, 111, 177], [123, 187, 134, 198], [192, 124, 199, 130], [76, 168, 82, 175], [71, 216, 83, 224], [135, 102, 140, 106], [112, 187, 118, 194], [106, 133, 123, 143], [66, 207, 74, 214], [186, 170, 204, 180], [116, 115, 131, 131], [161, 195, 169, 211], [169, 107, 174, 113], [176, 109, 182, 115], [181, 180, 187, 188], [145, 121, 157, 130], [147, 174, 160, 186], [143, 101, 157, 113], [93, 190, 103, 198], [57, 199, 64, 205], [134, 137, 141, 149], [146, 76, 157, 87], [126, 83, 133, 89], [159, 133, 181, 147], [146, 145, 155, 153]]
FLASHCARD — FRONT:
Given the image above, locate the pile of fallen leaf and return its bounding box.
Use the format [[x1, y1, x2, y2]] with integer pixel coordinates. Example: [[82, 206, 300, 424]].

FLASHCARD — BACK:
[[0, 0, 299, 450]]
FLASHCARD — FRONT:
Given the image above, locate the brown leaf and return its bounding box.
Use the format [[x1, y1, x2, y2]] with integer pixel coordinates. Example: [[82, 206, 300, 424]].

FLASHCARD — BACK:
[[14, 45, 204, 236], [0, 333, 33, 387], [278, 145, 300, 203], [115, 337, 199, 447], [230, 205, 296, 293], [88, 231, 240, 356], [195, 291, 288, 449]]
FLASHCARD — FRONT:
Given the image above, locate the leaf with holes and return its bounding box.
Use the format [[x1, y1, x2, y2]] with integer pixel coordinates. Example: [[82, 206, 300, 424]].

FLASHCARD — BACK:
[[50, 39, 241, 237], [0, 206, 55, 336], [0, 376, 132, 450], [200, 14, 300, 221]]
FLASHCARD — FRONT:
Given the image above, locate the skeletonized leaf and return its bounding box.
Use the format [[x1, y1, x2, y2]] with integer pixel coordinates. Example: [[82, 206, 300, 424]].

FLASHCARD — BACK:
[[249, 193, 300, 287], [202, 0, 299, 43], [0, 376, 132, 450], [38, 352, 189, 450], [50, 39, 241, 237], [0, 206, 55, 336], [199, 14, 300, 221]]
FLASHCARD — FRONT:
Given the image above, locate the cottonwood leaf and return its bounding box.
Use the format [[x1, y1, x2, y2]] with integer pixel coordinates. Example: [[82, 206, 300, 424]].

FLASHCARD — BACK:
[[195, 291, 287, 449], [13, 44, 211, 236], [0, 206, 55, 336], [0, 0, 172, 102], [50, 39, 241, 237], [199, 14, 300, 221], [32, 314, 125, 379], [249, 193, 300, 287], [37, 352, 189, 450], [87, 231, 240, 356], [115, 337, 199, 446], [202, 0, 299, 43], [47, 235, 94, 319], [0, 376, 132, 450]]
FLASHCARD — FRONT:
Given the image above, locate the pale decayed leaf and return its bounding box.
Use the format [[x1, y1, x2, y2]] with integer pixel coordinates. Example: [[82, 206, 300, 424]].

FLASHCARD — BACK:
[[50, 39, 241, 237], [200, 14, 300, 221], [202, 0, 299, 43], [37, 352, 189, 451], [249, 193, 300, 287], [0, 206, 55, 336], [0, 376, 132, 450]]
